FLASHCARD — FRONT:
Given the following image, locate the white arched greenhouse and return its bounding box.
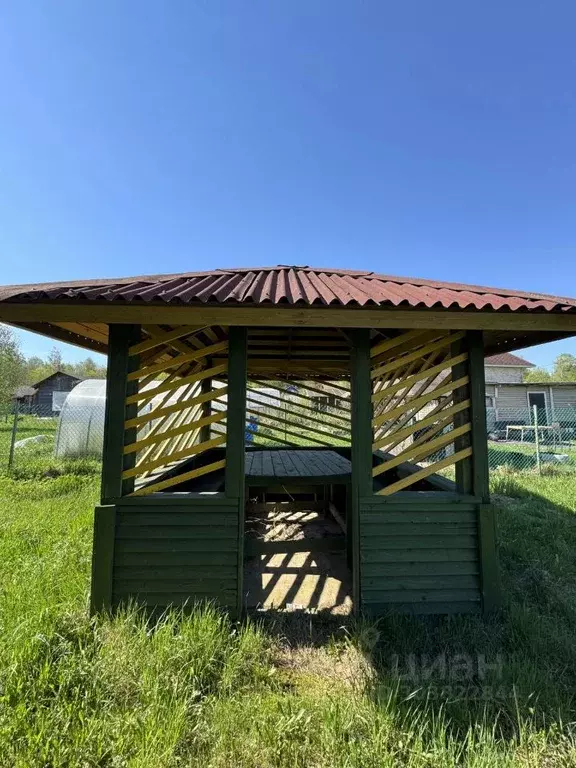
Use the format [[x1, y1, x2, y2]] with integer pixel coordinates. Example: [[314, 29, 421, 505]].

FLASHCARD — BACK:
[[55, 379, 218, 459], [54, 379, 288, 459], [55, 379, 108, 458]]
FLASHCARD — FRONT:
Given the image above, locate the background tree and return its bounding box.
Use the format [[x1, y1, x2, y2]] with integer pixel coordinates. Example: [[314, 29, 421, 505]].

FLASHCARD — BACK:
[[553, 353, 576, 382], [523, 353, 576, 383], [0, 325, 26, 404], [47, 346, 64, 372]]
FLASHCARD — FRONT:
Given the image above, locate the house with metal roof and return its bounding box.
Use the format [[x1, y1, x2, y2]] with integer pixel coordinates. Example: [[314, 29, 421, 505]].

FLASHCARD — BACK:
[[1, 265, 575, 617], [13, 371, 82, 416], [483, 352, 576, 427]]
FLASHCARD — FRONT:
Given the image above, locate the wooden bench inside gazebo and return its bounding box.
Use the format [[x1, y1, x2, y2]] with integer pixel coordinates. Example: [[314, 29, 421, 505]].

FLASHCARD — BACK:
[[1, 265, 575, 616]]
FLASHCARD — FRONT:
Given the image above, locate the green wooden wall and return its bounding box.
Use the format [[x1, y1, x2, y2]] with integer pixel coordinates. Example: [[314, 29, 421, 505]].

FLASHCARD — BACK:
[[93, 497, 241, 611], [350, 328, 501, 616], [359, 496, 481, 614], [91, 324, 247, 617]]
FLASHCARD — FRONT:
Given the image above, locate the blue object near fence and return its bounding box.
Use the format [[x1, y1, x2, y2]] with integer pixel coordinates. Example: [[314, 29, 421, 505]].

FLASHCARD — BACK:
[[245, 415, 258, 444]]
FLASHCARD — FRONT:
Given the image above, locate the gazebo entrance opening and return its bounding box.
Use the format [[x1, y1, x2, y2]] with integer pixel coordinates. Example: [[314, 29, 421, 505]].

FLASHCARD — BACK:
[[242, 327, 353, 613]]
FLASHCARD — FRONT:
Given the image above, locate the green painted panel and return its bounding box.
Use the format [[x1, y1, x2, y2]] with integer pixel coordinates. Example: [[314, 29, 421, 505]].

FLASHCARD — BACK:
[[361, 535, 477, 550], [113, 593, 237, 607], [362, 588, 480, 603], [361, 511, 476, 524], [363, 601, 480, 616], [361, 522, 477, 537], [111, 501, 240, 610], [359, 497, 482, 615], [115, 566, 237, 580], [116, 526, 237, 540], [362, 549, 478, 563], [117, 513, 238, 526], [115, 539, 238, 553], [362, 562, 479, 577], [116, 553, 238, 567], [362, 575, 479, 590], [115, 579, 237, 594]]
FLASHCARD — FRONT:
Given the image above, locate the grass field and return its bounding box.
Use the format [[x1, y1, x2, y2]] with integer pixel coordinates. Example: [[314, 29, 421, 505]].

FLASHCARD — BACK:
[[1, 467, 576, 765]]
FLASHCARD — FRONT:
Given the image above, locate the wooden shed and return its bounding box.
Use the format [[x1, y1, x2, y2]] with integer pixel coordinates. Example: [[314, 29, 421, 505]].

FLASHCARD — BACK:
[[1, 266, 575, 616]]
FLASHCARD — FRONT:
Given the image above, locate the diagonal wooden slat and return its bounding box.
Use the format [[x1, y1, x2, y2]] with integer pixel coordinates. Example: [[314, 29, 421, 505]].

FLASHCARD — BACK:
[[126, 363, 228, 405], [373, 422, 471, 477], [372, 352, 467, 404], [371, 330, 445, 366], [122, 435, 226, 479], [130, 459, 227, 496], [370, 329, 432, 359], [124, 411, 226, 455], [371, 331, 465, 380], [128, 340, 228, 381], [376, 448, 473, 495], [129, 325, 205, 356], [374, 399, 469, 451], [372, 375, 469, 429], [125, 387, 227, 429]]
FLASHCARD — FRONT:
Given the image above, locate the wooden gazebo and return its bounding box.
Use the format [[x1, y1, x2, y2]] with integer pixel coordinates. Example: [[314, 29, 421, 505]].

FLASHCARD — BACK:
[[2, 266, 575, 616]]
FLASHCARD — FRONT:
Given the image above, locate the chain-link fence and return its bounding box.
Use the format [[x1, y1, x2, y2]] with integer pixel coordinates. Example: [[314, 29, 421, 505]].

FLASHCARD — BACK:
[[488, 405, 576, 473], [1, 397, 575, 478], [0, 399, 104, 478]]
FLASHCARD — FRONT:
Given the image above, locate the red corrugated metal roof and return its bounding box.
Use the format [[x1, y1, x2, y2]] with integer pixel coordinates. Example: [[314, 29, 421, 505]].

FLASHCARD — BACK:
[[1, 265, 575, 313], [485, 352, 535, 367]]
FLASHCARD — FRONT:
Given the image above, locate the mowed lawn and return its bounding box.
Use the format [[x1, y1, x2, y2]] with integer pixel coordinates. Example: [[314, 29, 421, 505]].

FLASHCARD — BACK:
[[0, 466, 576, 766]]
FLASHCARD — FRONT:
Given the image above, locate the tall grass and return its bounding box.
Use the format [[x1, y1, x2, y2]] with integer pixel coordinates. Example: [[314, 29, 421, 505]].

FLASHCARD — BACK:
[[0, 471, 575, 764]]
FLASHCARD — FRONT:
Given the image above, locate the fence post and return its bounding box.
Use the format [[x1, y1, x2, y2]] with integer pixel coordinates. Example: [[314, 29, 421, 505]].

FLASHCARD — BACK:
[[8, 401, 19, 470], [533, 404, 541, 474]]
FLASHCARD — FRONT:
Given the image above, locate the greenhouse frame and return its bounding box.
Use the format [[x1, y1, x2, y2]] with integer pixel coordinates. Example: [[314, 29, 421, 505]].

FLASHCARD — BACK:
[[1, 265, 575, 616]]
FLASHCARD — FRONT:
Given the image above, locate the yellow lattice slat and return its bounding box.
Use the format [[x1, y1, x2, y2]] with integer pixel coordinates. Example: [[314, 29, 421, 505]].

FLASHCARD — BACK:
[[370, 329, 431, 359], [372, 352, 467, 404], [372, 375, 469, 429], [124, 411, 226, 455], [373, 350, 457, 441], [126, 363, 228, 406], [123, 435, 226, 480], [128, 340, 229, 381], [373, 422, 471, 477], [134, 401, 204, 476], [370, 331, 465, 380], [129, 325, 205, 356], [376, 448, 473, 495], [125, 387, 227, 428], [131, 459, 227, 496], [371, 330, 444, 366], [373, 399, 470, 451]]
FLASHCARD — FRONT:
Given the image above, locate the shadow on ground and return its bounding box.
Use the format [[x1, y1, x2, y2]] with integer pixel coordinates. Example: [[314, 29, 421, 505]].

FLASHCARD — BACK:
[[249, 482, 576, 740]]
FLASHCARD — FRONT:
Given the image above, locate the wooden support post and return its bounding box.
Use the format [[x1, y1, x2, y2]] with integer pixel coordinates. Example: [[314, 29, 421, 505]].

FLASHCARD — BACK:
[[468, 331, 502, 612], [452, 335, 473, 495], [90, 505, 116, 614], [199, 376, 212, 444], [225, 327, 247, 617], [101, 324, 141, 502], [350, 328, 372, 611]]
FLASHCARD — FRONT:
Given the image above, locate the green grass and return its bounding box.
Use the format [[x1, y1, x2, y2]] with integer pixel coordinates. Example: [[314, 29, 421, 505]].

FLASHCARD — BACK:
[[1, 470, 576, 764]]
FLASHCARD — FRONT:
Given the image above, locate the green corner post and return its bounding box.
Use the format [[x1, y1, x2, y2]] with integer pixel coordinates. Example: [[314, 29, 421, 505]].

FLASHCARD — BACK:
[[91, 323, 140, 614], [468, 330, 502, 613], [225, 327, 248, 618], [350, 328, 372, 613]]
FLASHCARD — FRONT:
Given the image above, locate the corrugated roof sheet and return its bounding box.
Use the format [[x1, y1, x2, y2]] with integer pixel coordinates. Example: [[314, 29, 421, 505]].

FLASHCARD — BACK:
[[485, 352, 535, 367], [1, 265, 575, 313]]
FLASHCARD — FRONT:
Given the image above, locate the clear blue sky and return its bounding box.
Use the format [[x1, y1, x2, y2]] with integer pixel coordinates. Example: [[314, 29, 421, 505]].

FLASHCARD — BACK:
[[1, 1, 575, 368]]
